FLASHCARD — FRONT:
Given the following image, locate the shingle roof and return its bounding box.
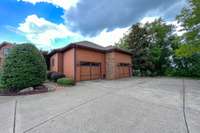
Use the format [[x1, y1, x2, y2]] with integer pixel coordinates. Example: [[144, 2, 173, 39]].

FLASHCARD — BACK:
[[48, 41, 132, 56], [75, 41, 105, 51], [105, 45, 132, 54]]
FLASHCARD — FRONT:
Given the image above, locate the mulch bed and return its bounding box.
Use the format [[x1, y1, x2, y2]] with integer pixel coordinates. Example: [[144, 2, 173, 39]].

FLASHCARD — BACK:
[[0, 85, 52, 96]]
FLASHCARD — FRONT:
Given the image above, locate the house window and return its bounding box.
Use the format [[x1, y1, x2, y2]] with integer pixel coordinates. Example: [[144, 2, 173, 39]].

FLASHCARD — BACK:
[[3, 48, 11, 56], [51, 58, 55, 66]]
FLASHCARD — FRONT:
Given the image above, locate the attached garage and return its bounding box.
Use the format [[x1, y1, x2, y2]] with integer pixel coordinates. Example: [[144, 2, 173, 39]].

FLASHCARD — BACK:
[[49, 41, 132, 82], [80, 62, 101, 81]]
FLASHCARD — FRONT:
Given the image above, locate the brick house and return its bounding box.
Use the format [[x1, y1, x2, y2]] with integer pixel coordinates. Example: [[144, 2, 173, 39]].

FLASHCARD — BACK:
[[0, 42, 14, 67], [49, 41, 132, 81]]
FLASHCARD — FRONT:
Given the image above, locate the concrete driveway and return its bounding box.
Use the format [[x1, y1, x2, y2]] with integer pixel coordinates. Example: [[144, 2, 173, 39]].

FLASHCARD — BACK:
[[0, 78, 200, 133]]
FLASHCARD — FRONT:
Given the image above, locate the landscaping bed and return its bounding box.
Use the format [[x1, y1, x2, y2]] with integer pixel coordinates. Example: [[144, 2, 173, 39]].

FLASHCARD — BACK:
[[0, 85, 52, 96]]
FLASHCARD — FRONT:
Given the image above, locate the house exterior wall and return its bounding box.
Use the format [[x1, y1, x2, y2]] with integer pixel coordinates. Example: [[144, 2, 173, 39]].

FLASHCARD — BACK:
[[75, 48, 106, 81], [57, 53, 63, 73], [106, 51, 132, 79], [0, 44, 13, 67], [105, 52, 115, 79], [114, 51, 132, 78], [63, 48, 75, 79], [50, 53, 63, 73]]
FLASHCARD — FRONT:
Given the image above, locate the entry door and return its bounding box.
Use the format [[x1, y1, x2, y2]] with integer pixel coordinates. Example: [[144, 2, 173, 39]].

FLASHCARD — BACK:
[[80, 62, 101, 81]]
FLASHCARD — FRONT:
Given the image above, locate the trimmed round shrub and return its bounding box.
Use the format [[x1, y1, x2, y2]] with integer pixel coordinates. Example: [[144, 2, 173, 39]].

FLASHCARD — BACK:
[[57, 78, 75, 86], [47, 71, 54, 80], [50, 72, 65, 82], [1, 44, 47, 92]]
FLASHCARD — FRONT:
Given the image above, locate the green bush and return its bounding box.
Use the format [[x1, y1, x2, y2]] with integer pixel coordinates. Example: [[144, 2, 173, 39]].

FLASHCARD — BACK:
[[1, 44, 47, 92], [49, 72, 65, 82], [57, 78, 75, 86]]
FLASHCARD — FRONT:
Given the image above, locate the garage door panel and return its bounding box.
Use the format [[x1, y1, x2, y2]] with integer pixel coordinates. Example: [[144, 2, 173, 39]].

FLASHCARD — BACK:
[[80, 66, 91, 80], [117, 66, 130, 78], [91, 66, 101, 80], [80, 62, 101, 81]]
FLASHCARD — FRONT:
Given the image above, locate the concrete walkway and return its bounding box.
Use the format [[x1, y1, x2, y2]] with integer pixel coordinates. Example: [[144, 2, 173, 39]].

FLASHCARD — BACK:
[[0, 77, 199, 133]]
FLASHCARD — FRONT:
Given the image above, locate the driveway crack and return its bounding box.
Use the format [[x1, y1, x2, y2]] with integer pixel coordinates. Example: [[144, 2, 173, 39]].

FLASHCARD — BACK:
[[182, 79, 190, 133], [13, 100, 17, 133]]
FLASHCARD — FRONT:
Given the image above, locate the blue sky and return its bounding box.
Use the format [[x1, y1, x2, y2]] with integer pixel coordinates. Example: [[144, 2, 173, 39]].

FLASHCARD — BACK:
[[0, 0, 186, 50]]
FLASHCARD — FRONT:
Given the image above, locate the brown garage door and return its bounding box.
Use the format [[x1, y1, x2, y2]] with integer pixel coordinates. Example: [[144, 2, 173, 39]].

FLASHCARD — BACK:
[[116, 63, 131, 78], [80, 62, 101, 81]]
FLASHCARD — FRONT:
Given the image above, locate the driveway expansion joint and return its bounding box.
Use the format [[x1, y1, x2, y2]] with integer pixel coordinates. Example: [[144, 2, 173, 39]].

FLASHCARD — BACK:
[[182, 79, 190, 133], [13, 100, 17, 133]]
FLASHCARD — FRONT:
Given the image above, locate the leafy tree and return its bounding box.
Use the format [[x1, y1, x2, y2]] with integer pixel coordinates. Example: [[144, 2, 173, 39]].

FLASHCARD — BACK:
[[1, 44, 47, 92], [116, 19, 174, 76], [116, 0, 200, 78], [145, 18, 174, 75], [176, 0, 200, 57], [116, 23, 154, 76]]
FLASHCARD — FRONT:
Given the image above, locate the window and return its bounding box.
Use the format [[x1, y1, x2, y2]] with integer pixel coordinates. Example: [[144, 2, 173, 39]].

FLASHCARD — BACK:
[[51, 58, 55, 66], [3, 48, 11, 56]]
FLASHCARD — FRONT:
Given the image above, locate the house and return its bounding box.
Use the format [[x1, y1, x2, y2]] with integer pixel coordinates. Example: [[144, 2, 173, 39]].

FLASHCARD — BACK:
[[0, 42, 14, 67], [49, 41, 132, 81]]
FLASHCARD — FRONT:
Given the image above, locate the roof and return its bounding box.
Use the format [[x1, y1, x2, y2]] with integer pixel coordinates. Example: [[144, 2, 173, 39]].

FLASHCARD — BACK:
[[74, 41, 106, 51], [48, 41, 132, 57], [105, 45, 132, 54], [0, 42, 13, 49]]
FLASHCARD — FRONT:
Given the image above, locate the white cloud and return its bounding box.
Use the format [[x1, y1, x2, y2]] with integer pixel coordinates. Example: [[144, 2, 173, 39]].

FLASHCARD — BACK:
[[18, 0, 79, 10], [87, 27, 129, 47], [17, 14, 129, 49], [18, 14, 79, 49], [17, 14, 185, 50], [140, 16, 160, 24]]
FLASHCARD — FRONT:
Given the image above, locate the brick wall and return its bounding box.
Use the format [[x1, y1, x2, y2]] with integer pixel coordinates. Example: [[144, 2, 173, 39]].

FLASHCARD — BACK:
[[76, 48, 106, 81], [63, 48, 75, 79], [106, 51, 132, 79], [50, 53, 63, 73]]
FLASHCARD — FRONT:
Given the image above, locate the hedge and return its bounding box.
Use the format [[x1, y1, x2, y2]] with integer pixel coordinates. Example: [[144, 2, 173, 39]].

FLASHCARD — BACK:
[[57, 78, 75, 86], [47, 71, 66, 82], [1, 44, 47, 92]]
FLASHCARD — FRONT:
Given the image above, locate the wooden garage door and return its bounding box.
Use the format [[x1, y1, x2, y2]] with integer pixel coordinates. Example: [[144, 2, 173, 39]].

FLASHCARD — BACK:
[[80, 62, 101, 81], [116, 63, 131, 78]]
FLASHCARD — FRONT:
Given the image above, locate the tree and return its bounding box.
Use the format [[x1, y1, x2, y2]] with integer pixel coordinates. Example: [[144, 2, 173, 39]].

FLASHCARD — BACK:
[[116, 23, 154, 76], [116, 19, 174, 76], [1, 44, 47, 92], [169, 0, 200, 77], [176, 0, 200, 57], [144, 18, 174, 75]]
